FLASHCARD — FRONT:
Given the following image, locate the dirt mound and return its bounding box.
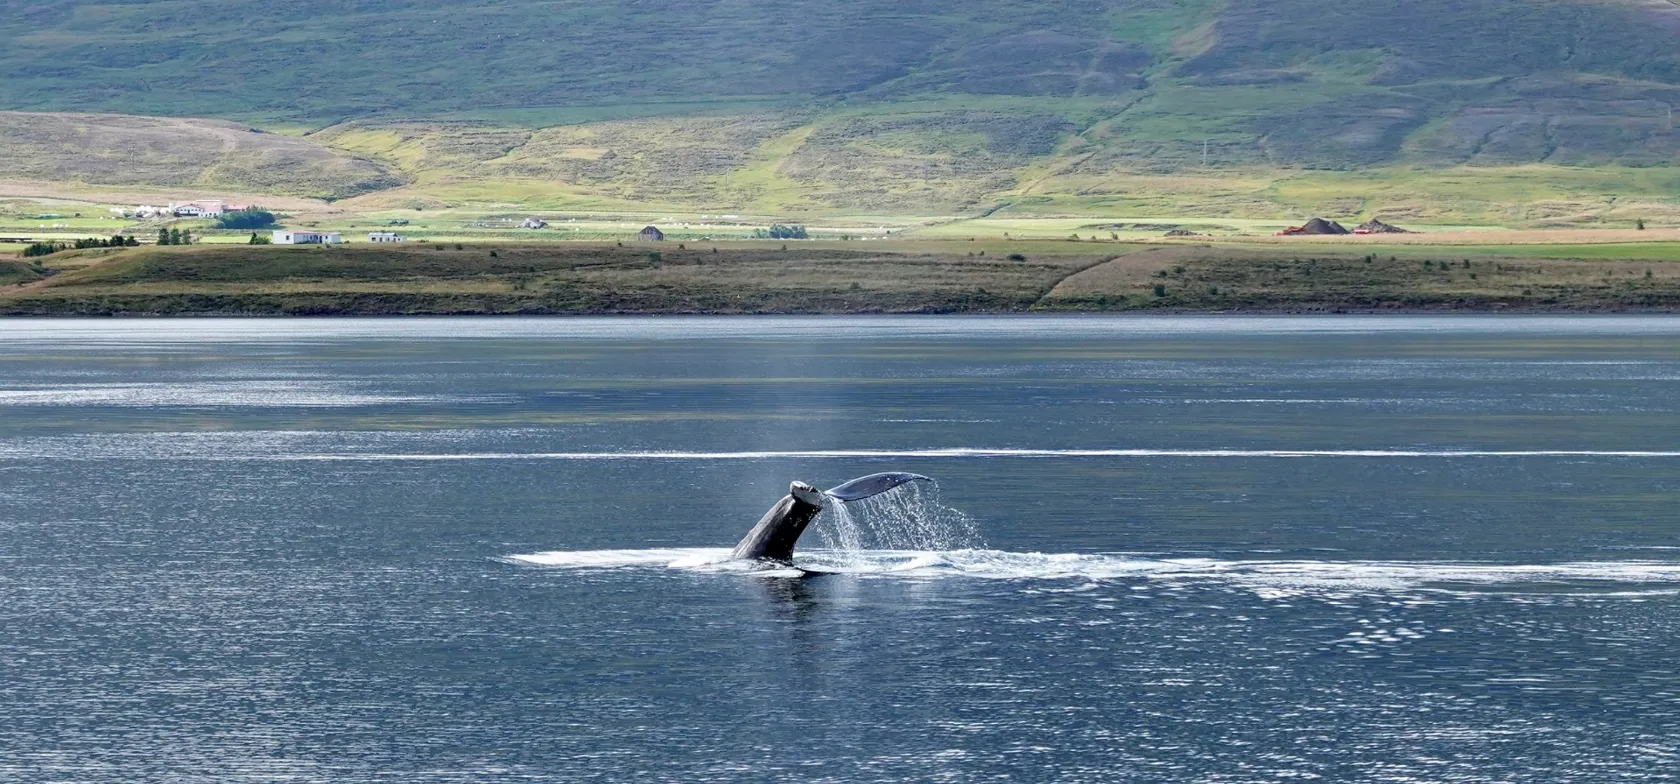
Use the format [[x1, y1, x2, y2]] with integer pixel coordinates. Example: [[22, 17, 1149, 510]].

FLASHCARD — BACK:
[[1278, 217, 1350, 236], [1354, 218, 1411, 234]]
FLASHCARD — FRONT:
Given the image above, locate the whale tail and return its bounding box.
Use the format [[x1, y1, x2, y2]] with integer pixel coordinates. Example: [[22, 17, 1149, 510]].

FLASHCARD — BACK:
[[824, 472, 933, 502], [732, 473, 934, 562]]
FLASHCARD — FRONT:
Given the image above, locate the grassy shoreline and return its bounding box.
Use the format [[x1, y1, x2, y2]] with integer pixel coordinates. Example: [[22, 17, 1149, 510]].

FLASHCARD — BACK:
[[3, 242, 1679, 316]]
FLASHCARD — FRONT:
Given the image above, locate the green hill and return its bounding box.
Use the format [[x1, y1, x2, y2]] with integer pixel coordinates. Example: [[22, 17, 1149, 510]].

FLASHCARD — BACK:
[[3, 0, 1679, 219]]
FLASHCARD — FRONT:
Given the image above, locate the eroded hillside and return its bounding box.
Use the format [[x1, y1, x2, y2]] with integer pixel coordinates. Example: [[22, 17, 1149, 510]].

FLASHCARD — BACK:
[[0, 113, 401, 199]]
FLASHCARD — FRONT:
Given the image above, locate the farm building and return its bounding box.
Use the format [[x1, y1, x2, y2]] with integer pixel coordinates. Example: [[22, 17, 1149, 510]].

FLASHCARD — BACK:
[[171, 200, 226, 218], [638, 225, 665, 242], [367, 231, 407, 243], [273, 229, 343, 245]]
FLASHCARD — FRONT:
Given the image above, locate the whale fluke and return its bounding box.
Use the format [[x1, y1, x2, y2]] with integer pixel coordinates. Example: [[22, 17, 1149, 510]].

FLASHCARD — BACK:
[[731, 473, 933, 562], [825, 472, 932, 502]]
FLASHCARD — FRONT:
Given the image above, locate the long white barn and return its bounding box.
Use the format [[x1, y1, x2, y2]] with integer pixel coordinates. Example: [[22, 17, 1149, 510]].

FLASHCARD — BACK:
[[273, 230, 343, 245]]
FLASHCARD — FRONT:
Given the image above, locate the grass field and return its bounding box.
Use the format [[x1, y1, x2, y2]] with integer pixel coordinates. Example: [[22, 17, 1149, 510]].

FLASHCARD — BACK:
[[5, 241, 1679, 315]]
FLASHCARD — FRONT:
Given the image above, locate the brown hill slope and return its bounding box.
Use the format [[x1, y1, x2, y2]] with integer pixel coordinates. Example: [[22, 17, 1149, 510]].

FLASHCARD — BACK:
[[0, 113, 401, 199]]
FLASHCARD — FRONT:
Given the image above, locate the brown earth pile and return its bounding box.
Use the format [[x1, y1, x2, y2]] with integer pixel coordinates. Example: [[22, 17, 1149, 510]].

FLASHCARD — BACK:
[[1281, 217, 1350, 235], [1356, 218, 1410, 233]]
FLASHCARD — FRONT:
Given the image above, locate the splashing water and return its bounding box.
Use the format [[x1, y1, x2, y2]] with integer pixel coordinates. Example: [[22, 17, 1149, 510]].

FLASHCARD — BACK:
[[811, 481, 984, 557]]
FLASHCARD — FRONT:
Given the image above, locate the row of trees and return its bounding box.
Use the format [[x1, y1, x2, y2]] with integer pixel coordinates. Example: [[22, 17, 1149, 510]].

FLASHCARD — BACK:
[[22, 235, 141, 257], [157, 228, 194, 246], [752, 224, 808, 239]]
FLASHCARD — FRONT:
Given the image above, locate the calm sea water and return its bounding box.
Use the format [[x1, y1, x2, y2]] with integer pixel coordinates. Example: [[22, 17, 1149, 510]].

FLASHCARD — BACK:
[[3, 316, 1679, 782]]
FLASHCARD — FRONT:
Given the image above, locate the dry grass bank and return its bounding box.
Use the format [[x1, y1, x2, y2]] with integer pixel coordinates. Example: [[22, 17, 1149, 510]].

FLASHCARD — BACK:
[[0, 243, 1108, 315], [4, 242, 1679, 315], [1040, 246, 1680, 311]]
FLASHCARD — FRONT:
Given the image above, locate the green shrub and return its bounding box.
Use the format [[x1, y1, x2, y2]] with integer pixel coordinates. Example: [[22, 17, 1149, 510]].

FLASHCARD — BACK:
[[22, 242, 62, 257], [753, 224, 807, 239], [214, 208, 277, 230]]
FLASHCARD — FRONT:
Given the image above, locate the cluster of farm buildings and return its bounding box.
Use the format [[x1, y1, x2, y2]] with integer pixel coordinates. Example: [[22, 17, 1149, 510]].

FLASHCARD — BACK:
[[268, 225, 666, 245], [112, 200, 251, 219], [97, 201, 672, 245]]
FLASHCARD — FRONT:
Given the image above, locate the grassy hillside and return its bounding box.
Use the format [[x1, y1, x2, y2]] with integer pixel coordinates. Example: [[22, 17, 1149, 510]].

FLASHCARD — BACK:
[[2, 1, 1680, 219], [6, 242, 1680, 315], [0, 113, 400, 199]]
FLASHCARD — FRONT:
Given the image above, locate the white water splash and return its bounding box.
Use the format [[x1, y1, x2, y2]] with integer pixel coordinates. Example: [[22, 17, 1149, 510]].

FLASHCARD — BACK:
[[810, 482, 984, 558]]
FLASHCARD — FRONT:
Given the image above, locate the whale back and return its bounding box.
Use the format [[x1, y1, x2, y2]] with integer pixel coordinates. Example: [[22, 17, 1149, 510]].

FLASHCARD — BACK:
[[824, 472, 933, 502]]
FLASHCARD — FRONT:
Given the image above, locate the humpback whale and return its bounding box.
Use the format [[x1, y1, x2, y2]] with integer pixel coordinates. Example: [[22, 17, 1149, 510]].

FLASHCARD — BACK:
[[730, 472, 932, 562]]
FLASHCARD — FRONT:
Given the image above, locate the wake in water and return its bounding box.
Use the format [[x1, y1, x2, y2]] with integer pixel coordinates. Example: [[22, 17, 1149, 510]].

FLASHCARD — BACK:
[[501, 547, 1680, 596], [503, 479, 1680, 596]]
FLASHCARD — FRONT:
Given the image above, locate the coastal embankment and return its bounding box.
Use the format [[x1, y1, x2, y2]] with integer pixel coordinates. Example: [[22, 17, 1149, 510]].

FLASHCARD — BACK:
[[4, 242, 1680, 315]]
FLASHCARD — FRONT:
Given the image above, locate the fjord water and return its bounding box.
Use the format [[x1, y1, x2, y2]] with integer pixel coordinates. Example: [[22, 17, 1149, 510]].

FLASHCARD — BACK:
[[3, 316, 1679, 783]]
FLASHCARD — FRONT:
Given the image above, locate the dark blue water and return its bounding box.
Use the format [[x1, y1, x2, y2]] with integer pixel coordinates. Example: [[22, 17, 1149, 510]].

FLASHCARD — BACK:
[[3, 316, 1679, 782]]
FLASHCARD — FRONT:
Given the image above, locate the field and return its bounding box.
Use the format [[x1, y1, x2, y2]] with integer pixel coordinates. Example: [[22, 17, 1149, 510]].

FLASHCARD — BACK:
[[4, 239, 1679, 315]]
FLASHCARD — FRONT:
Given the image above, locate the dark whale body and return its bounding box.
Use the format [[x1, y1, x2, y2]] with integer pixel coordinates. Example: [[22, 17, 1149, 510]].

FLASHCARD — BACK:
[[730, 473, 932, 562]]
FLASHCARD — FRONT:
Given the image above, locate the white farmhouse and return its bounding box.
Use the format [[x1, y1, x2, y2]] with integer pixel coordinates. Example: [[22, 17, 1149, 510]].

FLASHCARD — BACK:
[[273, 229, 343, 245], [367, 231, 407, 243], [171, 200, 226, 218]]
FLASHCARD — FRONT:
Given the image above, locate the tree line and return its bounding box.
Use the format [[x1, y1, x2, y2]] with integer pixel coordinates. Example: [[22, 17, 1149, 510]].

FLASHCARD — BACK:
[[22, 235, 140, 257], [752, 224, 809, 239], [20, 228, 200, 257]]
